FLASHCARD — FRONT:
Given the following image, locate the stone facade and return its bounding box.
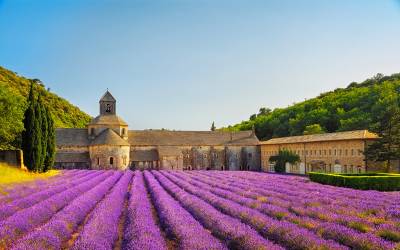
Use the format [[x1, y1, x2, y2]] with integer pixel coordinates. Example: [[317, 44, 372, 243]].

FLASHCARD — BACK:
[[55, 91, 261, 171], [0, 150, 24, 168], [260, 130, 389, 174]]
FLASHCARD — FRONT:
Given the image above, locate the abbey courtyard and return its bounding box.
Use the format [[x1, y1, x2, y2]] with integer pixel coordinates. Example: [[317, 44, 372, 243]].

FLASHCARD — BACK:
[[53, 91, 395, 174]]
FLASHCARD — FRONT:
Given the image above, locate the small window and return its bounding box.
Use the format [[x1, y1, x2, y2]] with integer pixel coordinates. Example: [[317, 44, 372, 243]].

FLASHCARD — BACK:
[[329, 149, 332, 155], [351, 149, 354, 156], [97, 158, 100, 165], [110, 157, 114, 165], [90, 128, 95, 135], [122, 128, 125, 135], [106, 104, 111, 112]]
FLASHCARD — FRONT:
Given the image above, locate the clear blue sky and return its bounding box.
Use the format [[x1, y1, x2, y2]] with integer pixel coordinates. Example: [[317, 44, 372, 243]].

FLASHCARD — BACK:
[[1, 0, 399, 130]]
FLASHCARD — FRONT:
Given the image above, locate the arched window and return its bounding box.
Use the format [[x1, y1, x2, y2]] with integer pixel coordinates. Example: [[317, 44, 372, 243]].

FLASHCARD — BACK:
[[110, 157, 114, 165]]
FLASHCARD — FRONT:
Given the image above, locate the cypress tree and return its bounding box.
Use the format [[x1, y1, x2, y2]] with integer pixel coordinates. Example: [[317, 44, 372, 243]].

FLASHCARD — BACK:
[[38, 95, 48, 173], [44, 107, 55, 172], [32, 95, 43, 172], [22, 82, 36, 171]]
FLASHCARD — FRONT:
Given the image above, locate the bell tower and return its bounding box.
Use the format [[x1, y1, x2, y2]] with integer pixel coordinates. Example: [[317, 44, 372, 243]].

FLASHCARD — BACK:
[[100, 90, 116, 115]]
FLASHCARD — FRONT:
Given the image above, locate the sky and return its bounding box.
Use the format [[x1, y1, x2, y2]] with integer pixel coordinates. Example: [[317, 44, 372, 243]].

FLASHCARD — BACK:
[[1, 0, 400, 130]]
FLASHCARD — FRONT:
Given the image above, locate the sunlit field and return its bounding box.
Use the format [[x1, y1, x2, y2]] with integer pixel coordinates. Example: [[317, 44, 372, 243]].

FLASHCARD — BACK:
[[0, 164, 59, 195], [0, 170, 399, 250]]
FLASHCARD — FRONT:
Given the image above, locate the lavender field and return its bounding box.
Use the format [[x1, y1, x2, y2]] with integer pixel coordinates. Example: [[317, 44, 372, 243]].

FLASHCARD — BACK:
[[0, 170, 399, 250]]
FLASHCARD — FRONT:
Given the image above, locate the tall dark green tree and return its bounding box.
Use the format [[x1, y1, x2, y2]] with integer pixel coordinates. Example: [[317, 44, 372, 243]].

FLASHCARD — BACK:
[[32, 94, 43, 172], [21, 82, 36, 171], [38, 95, 48, 172], [44, 107, 55, 171], [211, 121, 216, 131], [364, 105, 400, 172]]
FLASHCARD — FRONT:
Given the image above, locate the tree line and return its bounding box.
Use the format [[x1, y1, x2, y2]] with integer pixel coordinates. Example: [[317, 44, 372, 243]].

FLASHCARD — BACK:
[[21, 82, 55, 172], [0, 66, 91, 150], [222, 72, 400, 172]]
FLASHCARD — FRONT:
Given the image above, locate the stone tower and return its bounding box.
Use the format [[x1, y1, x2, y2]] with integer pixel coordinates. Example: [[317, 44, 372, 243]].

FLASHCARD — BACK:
[[99, 90, 116, 115], [87, 91, 130, 170]]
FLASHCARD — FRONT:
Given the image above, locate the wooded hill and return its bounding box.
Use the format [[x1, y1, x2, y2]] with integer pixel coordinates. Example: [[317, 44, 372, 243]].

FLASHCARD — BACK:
[[223, 73, 400, 140], [0, 66, 91, 149]]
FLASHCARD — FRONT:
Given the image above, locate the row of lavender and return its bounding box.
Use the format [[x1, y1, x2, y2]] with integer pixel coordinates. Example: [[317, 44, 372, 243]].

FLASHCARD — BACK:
[[0, 169, 399, 249]]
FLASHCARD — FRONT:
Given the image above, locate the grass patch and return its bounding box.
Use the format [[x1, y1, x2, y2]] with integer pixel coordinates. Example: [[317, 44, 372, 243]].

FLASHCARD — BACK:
[[0, 163, 59, 187]]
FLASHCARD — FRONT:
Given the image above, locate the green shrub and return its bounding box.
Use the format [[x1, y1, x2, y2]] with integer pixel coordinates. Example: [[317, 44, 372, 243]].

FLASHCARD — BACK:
[[308, 172, 400, 191]]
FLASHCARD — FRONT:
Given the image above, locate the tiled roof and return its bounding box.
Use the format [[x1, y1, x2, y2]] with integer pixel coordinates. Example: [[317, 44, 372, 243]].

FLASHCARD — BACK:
[[128, 130, 259, 146], [89, 114, 128, 126], [130, 149, 159, 161], [100, 91, 116, 102], [91, 128, 130, 146], [260, 130, 379, 145], [56, 128, 90, 146], [56, 129, 259, 147]]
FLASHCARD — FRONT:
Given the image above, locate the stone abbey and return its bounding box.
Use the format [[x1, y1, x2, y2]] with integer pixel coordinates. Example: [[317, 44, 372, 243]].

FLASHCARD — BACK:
[[55, 91, 261, 170], [54, 91, 392, 173]]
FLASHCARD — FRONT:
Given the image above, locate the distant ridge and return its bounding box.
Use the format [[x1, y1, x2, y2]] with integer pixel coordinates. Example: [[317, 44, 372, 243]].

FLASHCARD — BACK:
[[0, 66, 91, 149]]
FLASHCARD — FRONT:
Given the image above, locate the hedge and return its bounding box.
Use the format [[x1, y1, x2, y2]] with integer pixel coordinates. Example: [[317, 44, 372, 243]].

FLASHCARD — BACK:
[[308, 172, 400, 191]]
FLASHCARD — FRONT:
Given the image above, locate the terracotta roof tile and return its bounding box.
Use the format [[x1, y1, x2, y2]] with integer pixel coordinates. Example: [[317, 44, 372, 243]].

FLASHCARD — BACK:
[[128, 130, 259, 146], [56, 128, 89, 146], [89, 114, 128, 126], [260, 130, 379, 145], [91, 128, 130, 146]]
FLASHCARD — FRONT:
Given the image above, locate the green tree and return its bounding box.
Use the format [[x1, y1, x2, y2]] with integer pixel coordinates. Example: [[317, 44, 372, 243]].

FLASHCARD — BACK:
[[269, 150, 300, 173], [210, 121, 216, 131], [44, 106, 55, 172], [32, 94, 44, 172], [364, 105, 400, 172], [38, 95, 48, 172], [303, 124, 325, 135], [22, 82, 36, 171], [258, 107, 271, 116], [0, 84, 24, 149]]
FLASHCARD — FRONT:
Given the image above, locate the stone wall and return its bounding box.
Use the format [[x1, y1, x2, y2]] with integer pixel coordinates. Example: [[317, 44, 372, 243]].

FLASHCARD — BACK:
[[128, 145, 261, 171], [260, 139, 398, 174], [0, 150, 23, 168], [89, 145, 130, 170]]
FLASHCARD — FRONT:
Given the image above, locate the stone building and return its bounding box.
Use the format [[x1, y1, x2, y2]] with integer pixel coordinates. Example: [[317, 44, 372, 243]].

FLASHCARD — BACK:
[[55, 91, 260, 171], [260, 130, 383, 174]]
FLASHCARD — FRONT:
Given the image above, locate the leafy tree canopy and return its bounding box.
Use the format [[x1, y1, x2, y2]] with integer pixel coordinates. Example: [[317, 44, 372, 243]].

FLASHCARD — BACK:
[[0, 66, 91, 149], [221, 73, 400, 140]]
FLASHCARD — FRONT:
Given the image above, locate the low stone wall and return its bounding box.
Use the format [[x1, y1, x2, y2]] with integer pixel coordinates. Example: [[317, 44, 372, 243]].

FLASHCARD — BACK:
[[0, 150, 24, 168]]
